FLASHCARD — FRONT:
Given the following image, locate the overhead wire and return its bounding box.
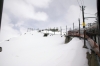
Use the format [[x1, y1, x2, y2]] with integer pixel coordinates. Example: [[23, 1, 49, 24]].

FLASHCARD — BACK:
[[76, 0, 83, 29], [77, 0, 81, 7], [82, 0, 85, 6], [80, 0, 83, 6], [84, 13, 95, 15], [76, 0, 82, 19], [79, 9, 81, 18], [77, 0, 85, 7], [80, 0, 84, 6], [67, 0, 85, 30]]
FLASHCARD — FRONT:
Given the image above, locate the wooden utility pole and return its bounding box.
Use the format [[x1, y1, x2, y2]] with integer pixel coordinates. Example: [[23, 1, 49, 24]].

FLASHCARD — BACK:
[[97, 0, 100, 52], [82, 6, 87, 48], [0, 0, 3, 52], [0, 0, 3, 30]]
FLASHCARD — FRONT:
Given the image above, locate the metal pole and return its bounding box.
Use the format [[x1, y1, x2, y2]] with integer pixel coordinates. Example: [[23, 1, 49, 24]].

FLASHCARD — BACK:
[[73, 23, 74, 35], [66, 26, 67, 35], [79, 18, 80, 36], [82, 6, 87, 48], [60, 27, 62, 35]]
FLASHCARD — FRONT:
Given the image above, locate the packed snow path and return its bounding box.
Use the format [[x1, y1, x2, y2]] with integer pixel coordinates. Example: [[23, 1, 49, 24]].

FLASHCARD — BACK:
[[0, 31, 90, 66]]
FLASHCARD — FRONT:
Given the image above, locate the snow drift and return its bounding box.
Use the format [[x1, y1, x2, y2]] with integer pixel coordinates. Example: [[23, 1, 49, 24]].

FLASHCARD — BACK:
[[0, 30, 89, 66]]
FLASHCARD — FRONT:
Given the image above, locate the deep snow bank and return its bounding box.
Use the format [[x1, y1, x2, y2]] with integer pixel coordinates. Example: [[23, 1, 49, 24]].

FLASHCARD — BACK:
[[0, 31, 89, 66]]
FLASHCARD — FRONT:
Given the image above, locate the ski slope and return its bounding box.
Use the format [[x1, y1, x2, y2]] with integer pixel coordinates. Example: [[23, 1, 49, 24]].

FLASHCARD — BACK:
[[0, 30, 90, 66]]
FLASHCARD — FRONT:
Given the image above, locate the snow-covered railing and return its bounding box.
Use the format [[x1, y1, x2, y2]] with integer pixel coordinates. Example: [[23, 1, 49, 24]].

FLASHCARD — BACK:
[[68, 32, 100, 58]]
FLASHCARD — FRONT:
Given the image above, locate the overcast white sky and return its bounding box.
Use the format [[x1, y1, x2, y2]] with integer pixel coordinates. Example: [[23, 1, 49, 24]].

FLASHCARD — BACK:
[[0, 0, 97, 41]]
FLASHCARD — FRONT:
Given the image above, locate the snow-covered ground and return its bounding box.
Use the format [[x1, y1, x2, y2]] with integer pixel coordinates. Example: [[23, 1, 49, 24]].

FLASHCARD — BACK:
[[0, 30, 91, 66]]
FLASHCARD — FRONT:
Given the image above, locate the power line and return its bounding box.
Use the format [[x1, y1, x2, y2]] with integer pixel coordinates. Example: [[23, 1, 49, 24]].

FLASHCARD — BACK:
[[76, 0, 83, 19], [80, 0, 84, 6], [77, 0, 85, 6], [80, 0, 83, 6], [79, 9, 81, 18], [84, 13, 95, 15], [77, 0, 81, 7]]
